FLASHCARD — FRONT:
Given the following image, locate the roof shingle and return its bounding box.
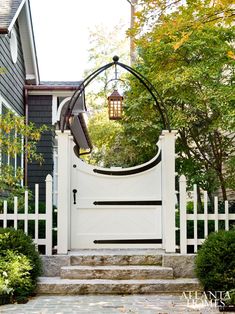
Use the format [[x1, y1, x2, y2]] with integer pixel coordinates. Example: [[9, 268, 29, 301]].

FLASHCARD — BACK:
[[0, 0, 25, 33]]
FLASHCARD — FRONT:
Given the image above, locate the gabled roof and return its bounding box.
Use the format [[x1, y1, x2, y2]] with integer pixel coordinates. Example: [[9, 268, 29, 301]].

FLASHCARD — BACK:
[[0, 0, 39, 84], [0, 0, 26, 34]]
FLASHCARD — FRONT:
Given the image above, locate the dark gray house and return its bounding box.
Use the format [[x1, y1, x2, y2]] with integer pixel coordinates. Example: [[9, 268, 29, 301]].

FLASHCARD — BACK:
[[0, 0, 38, 114], [0, 0, 90, 202]]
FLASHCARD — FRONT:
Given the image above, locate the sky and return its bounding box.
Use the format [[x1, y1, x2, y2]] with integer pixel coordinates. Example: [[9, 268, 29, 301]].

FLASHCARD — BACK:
[[29, 0, 130, 81]]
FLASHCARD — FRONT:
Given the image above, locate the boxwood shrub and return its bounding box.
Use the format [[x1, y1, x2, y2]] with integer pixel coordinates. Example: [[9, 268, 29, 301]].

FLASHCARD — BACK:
[[0, 228, 42, 300], [195, 229, 235, 291], [0, 250, 34, 299]]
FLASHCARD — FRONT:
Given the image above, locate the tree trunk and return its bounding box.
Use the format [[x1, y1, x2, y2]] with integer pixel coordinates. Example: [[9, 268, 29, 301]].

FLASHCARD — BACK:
[[130, 0, 137, 64], [218, 171, 227, 201], [197, 185, 203, 213]]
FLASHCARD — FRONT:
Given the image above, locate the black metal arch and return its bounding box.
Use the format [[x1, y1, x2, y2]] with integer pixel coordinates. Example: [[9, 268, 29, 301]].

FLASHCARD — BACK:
[[61, 56, 170, 132]]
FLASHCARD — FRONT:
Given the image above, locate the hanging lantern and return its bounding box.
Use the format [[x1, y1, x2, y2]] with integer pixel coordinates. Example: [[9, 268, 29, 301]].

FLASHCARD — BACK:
[[108, 89, 123, 120]]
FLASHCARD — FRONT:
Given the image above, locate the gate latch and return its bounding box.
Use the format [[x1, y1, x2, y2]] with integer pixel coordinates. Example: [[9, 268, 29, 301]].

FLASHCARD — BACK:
[[72, 189, 77, 204]]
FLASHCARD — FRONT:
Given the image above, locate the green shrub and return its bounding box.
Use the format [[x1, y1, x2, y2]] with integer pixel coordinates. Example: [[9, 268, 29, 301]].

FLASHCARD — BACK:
[[0, 250, 33, 299], [0, 271, 13, 295], [0, 228, 42, 289], [223, 289, 235, 305], [195, 229, 235, 291]]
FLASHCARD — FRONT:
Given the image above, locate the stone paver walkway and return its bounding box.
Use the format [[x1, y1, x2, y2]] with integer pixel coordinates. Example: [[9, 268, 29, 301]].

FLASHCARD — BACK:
[[0, 294, 221, 314]]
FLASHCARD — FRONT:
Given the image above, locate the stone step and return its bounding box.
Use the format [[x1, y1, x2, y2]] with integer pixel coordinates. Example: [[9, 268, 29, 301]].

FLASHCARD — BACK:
[[70, 254, 162, 266], [60, 265, 173, 280], [37, 277, 201, 294]]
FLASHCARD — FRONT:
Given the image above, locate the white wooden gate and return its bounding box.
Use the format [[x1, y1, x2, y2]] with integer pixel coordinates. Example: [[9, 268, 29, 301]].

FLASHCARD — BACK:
[[56, 130, 177, 254], [70, 151, 162, 249]]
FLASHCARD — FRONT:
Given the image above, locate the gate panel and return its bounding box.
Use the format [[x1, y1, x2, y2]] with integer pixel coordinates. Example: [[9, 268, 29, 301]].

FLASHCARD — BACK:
[[70, 146, 162, 249]]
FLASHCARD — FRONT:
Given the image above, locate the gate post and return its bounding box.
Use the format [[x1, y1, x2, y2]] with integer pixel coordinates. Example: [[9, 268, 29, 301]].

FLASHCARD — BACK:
[[56, 130, 73, 254], [161, 130, 177, 253]]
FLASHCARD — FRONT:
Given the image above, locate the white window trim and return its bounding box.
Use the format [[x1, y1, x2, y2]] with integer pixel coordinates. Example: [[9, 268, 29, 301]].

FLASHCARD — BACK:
[[0, 96, 24, 185], [0, 96, 19, 115]]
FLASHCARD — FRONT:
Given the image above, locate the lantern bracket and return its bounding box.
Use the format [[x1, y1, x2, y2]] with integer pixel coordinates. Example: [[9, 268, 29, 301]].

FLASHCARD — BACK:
[[61, 56, 170, 132]]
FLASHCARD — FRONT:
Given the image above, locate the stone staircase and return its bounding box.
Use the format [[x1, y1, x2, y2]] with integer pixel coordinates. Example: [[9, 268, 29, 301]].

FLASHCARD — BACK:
[[37, 250, 201, 294]]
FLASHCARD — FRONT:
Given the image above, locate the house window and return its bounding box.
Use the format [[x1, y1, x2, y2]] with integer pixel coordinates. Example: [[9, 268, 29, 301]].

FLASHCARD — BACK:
[[9, 28, 18, 64], [0, 101, 24, 185]]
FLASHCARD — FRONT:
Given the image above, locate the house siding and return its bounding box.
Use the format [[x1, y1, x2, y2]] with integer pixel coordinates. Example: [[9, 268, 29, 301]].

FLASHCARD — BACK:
[[28, 95, 54, 201], [0, 22, 25, 115]]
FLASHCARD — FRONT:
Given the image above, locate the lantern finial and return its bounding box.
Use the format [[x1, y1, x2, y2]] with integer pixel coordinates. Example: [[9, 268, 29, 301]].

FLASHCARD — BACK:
[[113, 55, 119, 62]]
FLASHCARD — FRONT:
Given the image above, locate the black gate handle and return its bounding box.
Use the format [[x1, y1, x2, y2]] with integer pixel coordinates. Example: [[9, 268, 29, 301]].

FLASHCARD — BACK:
[[73, 189, 77, 204]]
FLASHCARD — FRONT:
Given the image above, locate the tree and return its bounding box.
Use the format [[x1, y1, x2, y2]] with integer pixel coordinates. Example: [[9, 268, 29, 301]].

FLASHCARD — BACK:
[[124, 0, 235, 199], [126, 0, 139, 64], [82, 23, 131, 166], [84, 23, 129, 107], [129, 0, 235, 41], [0, 111, 47, 202]]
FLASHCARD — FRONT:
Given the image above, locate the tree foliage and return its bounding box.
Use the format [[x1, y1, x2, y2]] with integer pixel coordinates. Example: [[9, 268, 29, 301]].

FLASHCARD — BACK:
[[82, 23, 132, 166], [84, 24, 129, 110], [0, 111, 47, 200], [130, 0, 235, 42], [82, 0, 235, 200], [122, 0, 235, 199]]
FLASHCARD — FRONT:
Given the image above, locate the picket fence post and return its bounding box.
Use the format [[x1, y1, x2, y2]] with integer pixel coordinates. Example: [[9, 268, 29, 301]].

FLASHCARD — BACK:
[[24, 190, 29, 234], [179, 175, 187, 254], [45, 174, 53, 255], [214, 196, 219, 232], [35, 184, 39, 248], [3, 201, 7, 228], [193, 184, 197, 252], [204, 191, 208, 238], [225, 200, 229, 230]]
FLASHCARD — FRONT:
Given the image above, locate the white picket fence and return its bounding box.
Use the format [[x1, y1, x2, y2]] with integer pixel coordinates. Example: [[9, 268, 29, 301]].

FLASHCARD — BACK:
[[0, 174, 53, 255], [1, 172, 234, 255], [178, 175, 235, 254]]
